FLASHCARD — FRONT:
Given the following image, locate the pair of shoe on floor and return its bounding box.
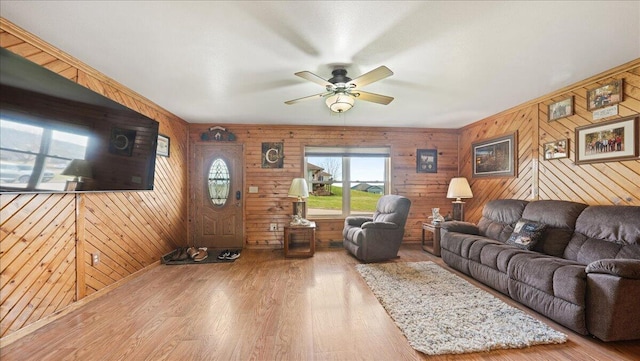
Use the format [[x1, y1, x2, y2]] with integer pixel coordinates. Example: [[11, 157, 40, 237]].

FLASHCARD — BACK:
[[217, 249, 240, 260], [170, 247, 208, 262], [187, 247, 208, 262]]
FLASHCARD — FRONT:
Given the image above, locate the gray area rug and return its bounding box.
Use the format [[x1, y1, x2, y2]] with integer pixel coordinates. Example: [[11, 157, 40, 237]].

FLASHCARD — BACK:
[[356, 261, 567, 355]]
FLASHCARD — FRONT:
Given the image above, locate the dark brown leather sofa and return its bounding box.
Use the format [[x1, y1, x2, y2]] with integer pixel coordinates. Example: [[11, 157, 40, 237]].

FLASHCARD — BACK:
[[440, 199, 640, 341]]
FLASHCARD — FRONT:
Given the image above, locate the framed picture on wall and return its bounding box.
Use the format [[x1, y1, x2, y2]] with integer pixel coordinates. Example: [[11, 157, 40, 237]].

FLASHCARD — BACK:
[[586, 79, 623, 111], [108, 127, 137, 157], [416, 149, 437, 173], [157, 134, 170, 157], [548, 97, 573, 122], [575, 115, 638, 165], [261, 142, 284, 168], [472, 132, 517, 178], [543, 139, 569, 160]]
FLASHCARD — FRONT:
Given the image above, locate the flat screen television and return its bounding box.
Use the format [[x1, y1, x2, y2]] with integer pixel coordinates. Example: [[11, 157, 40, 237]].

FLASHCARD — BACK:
[[0, 47, 159, 193]]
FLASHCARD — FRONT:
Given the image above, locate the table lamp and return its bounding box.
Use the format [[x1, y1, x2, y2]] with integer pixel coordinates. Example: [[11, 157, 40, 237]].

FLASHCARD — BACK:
[[61, 159, 92, 191], [446, 177, 473, 221], [288, 178, 309, 222]]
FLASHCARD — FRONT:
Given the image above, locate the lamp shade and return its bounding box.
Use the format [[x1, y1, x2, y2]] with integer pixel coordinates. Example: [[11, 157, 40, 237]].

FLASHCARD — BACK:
[[325, 93, 354, 113], [61, 159, 93, 180], [288, 178, 309, 201], [446, 177, 473, 201]]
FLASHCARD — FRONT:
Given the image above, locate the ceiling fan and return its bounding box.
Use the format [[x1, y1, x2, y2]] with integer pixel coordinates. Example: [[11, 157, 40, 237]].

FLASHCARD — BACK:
[[284, 66, 394, 113]]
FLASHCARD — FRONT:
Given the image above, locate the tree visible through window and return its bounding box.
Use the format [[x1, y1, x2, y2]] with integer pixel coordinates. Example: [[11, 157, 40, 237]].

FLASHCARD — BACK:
[[304, 146, 390, 217]]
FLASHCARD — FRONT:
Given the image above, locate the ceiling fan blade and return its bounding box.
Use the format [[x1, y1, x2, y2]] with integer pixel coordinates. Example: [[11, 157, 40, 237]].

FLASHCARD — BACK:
[[294, 71, 333, 87], [347, 66, 393, 88], [352, 90, 394, 105], [285, 91, 332, 105]]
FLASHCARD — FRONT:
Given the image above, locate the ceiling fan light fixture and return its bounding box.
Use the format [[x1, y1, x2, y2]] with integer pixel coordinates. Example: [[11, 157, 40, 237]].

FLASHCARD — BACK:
[[325, 92, 355, 113]]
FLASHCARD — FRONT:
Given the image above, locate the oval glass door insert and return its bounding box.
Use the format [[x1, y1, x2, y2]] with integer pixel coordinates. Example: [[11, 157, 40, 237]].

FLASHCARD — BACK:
[[208, 158, 230, 206]]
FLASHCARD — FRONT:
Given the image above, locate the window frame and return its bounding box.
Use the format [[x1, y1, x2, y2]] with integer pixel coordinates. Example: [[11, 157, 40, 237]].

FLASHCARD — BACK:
[[304, 146, 391, 218]]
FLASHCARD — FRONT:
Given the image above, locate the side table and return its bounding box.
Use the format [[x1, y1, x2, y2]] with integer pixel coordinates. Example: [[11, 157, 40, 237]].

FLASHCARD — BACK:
[[422, 222, 441, 257], [284, 221, 316, 257]]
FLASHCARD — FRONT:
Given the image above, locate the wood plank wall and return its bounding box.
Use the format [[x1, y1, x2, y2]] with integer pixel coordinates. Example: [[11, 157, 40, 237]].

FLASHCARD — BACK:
[[188, 125, 460, 248], [1, 14, 638, 345], [0, 19, 189, 341], [460, 60, 640, 223]]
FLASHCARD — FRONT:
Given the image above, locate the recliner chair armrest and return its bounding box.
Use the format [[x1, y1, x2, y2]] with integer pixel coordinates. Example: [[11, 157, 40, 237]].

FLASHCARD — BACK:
[[440, 221, 480, 235], [345, 216, 373, 227], [361, 221, 399, 230], [586, 259, 640, 279]]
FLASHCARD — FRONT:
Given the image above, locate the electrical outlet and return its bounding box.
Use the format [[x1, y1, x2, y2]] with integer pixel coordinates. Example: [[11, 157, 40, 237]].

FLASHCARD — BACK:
[[91, 252, 100, 266], [269, 223, 278, 231]]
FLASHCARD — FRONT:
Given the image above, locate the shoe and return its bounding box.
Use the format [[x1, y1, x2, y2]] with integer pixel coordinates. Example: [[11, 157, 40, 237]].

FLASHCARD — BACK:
[[225, 250, 240, 260], [169, 248, 182, 261], [217, 250, 230, 260], [187, 247, 200, 260], [193, 247, 208, 262], [176, 247, 189, 261]]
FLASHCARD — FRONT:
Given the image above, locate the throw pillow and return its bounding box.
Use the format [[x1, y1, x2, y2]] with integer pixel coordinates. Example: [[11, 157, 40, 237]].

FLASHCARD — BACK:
[[506, 219, 546, 250]]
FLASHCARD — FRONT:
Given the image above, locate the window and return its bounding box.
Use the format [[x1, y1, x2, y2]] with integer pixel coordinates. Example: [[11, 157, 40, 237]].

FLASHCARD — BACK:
[[0, 118, 89, 191], [305, 146, 390, 217]]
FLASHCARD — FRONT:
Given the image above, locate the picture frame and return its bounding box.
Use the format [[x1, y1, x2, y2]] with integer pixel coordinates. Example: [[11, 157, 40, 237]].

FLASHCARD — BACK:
[[157, 134, 170, 157], [586, 79, 623, 111], [575, 115, 638, 165], [416, 149, 437, 173], [109, 127, 137, 157], [548, 97, 573, 122], [261, 142, 284, 168], [472, 132, 517, 178], [543, 139, 569, 160]]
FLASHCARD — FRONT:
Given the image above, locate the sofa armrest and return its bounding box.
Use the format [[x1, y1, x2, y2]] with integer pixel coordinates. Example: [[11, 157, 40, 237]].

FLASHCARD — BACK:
[[586, 260, 640, 341], [586, 259, 640, 279], [361, 221, 399, 230], [345, 216, 373, 227], [440, 221, 480, 235]]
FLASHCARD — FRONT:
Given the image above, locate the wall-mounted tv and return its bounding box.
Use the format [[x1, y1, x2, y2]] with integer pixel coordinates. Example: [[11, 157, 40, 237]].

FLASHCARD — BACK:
[[0, 47, 159, 193]]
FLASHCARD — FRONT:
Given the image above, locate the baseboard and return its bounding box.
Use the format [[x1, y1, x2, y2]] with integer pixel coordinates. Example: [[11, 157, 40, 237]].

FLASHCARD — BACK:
[[0, 260, 161, 348]]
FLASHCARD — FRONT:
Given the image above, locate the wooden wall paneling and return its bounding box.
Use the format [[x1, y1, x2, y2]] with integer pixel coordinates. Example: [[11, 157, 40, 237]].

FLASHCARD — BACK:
[[460, 60, 640, 224], [75, 195, 86, 300], [537, 65, 640, 206], [189, 124, 460, 248], [1, 18, 189, 342], [0, 194, 76, 337], [458, 104, 538, 223]]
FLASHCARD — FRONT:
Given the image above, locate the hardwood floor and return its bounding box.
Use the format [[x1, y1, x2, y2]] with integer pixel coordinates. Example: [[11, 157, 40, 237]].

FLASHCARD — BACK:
[[1, 244, 638, 360]]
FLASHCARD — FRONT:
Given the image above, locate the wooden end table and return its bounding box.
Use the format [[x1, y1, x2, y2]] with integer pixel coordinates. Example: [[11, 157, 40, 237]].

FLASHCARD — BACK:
[[284, 221, 316, 257], [422, 222, 441, 257]]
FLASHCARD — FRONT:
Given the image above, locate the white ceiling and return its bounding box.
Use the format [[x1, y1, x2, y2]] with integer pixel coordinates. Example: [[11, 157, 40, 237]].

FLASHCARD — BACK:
[[1, 1, 639, 129]]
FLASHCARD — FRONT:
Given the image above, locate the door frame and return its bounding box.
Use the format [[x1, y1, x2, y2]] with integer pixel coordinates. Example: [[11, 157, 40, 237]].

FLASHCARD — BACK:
[[189, 142, 244, 248]]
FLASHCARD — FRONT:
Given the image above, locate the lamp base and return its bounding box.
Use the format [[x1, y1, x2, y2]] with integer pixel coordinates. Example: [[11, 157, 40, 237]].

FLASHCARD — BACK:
[[452, 201, 465, 221], [292, 201, 306, 220]]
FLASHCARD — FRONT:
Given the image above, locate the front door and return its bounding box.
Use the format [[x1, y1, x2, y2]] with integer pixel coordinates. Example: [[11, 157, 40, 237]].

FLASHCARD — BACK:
[[192, 143, 244, 249]]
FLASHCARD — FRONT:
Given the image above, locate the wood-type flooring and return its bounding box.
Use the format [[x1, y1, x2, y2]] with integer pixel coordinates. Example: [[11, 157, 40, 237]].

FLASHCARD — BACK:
[[1, 244, 638, 360]]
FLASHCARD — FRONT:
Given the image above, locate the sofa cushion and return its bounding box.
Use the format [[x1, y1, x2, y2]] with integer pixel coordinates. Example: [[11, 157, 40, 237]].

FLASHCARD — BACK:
[[564, 205, 640, 264], [440, 233, 499, 276], [477, 199, 528, 242], [506, 219, 546, 250], [467, 242, 531, 295], [372, 194, 411, 227], [508, 254, 586, 300], [507, 253, 588, 334], [343, 226, 364, 245], [521, 200, 588, 257]]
